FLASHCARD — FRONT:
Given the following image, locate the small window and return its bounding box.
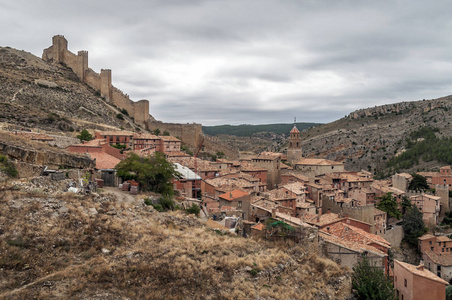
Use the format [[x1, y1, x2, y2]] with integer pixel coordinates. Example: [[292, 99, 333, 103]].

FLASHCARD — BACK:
[[238, 201, 242, 208], [429, 241, 432, 245], [404, 279, 407, 287]]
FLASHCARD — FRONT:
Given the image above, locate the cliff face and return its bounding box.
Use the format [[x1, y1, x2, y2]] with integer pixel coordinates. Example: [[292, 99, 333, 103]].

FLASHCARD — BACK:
[[301, 96, 452, 174]]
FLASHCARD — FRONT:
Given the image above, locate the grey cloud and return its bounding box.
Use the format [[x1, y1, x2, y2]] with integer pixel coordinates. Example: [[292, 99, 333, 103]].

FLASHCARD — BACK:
[[3, 0, 452, 125]]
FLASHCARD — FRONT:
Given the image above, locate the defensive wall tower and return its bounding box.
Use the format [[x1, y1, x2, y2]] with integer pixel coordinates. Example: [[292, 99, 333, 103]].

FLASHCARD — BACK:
[[42, 35, 150, 127]]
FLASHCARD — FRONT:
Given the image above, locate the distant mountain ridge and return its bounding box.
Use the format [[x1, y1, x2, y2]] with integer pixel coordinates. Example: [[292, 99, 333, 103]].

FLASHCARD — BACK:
[[300, 95, 452, 176], [203, 122, 321, 137]]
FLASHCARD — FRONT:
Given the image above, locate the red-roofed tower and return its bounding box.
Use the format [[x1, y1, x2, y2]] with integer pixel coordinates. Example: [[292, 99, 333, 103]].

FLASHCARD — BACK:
[[287, 121, 303, 165]]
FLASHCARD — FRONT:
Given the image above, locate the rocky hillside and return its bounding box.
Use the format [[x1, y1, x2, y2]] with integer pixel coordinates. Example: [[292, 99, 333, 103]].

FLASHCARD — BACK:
[[0, 179, 352, 299], [300, 96, 452, 176], [0, 47, 137, 133]]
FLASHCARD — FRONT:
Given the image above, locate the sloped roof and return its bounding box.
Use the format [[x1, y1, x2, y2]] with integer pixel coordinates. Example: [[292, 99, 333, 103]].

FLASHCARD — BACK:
[[290, 125, 300, 134], [320, 222, 390, 248], [281, 182, 307, 195], [96, 130, 134, 136], [418, 234, 436, 241], [424, 251, 452, 266], [319, 232, 386, 257], [89, 152, 121, 170], [295, 158, 343, 166], [218, 189, 249, 201], [173, 163, 201, 180], [395, 260, 449, 285], [251, 223, 266, 231]]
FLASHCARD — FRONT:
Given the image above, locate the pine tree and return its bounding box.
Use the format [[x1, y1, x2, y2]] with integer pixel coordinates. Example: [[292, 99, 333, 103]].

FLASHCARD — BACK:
[[352, 255, 396, 300]]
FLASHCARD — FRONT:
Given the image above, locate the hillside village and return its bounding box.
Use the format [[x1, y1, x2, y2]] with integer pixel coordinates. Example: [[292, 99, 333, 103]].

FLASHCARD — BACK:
[[2, 36, 452, 299]]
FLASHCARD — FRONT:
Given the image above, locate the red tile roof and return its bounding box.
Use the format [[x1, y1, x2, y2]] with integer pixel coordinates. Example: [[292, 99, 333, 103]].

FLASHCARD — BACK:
[[252, 223, 266, 231], [290, 125, 300, 134], [320, 222, 390, 249], [89, 152, 121, 170], [218, 189, 249, 201]]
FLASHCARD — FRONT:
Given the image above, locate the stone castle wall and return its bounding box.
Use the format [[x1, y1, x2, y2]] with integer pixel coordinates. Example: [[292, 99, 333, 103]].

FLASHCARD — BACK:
[[146, 121, 203, 148], [42, 35, 149, 126]]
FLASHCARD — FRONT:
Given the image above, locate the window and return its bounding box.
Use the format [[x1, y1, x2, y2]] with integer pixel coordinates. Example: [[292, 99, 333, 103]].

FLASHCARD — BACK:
[[431, 247, 434, 251], [238, 201, 242, 208], [429, 241, 432, 245], [404, 279, 407, 287], [438, 266, 441, 271]]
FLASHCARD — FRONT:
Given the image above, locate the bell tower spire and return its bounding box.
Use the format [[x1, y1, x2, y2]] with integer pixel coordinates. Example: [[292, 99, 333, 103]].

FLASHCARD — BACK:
[[287, 118, 302, 165]]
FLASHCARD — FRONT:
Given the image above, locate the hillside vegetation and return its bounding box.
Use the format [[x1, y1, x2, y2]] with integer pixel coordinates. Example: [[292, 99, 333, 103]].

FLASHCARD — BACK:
[[0, 180, 351, 299], [203, 123, 320, 137], [300, 97, 452, 176], [386, 126, 452, 173]]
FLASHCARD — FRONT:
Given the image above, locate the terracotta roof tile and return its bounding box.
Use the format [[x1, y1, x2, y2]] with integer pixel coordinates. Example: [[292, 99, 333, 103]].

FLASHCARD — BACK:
[[89, 152, 121, 170], [252, 223, 266, 231], [424, 251, 452, 266], [319, 232, 386, 256], [218, 189, 249, 201], [320, 222, 390, 248], [395, 260, 449, 285], [290, 125, 300, 134]]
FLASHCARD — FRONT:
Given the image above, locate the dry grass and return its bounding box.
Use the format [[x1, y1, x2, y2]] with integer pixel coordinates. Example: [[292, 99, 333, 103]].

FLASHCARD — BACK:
[[0, 186, 351, 299]]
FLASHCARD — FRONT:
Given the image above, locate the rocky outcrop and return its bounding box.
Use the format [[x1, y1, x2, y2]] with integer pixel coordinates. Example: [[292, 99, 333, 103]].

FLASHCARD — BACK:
[[0, 141, 93, 168], [301, 95, 452, 174]]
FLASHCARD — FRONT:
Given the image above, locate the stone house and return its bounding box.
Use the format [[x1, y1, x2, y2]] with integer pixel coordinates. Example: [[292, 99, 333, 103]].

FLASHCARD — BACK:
[[410, 194, 441, 226], [422, 250, 452, 282], [218, 189, 251, 220], [432, 166, 452, 185], [250, 152, 282, 190], [393, 260, 448, 300], [418, 234, 452, 255], [320, 221, 391, 274], [294, 158, 344, 177], [95, 131, 135, 148], [280, 172, 310, 185], [392, 173, 413, 192], [319, 232, 387, 272]]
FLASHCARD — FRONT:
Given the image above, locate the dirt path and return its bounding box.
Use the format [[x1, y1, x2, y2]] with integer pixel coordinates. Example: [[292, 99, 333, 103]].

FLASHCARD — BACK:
[[102, 186, 138, 204]]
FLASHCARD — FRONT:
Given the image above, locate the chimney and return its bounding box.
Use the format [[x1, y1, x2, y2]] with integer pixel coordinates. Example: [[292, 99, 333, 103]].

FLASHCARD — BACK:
[[326, 226, 330, 232], [417, 260, 424, 271]]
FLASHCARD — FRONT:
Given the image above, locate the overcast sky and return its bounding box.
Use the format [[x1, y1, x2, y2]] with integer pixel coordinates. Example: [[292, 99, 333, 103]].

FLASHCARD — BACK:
[[2, 1, 452, 125]]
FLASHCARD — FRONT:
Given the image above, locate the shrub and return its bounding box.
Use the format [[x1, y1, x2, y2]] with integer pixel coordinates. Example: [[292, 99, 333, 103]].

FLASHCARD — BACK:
[[185, 204, 200, 217], [116, 113, 124, 120], [0, 155, 18, 178]]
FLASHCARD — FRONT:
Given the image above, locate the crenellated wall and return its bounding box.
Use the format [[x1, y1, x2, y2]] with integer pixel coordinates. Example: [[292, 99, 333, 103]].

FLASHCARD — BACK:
[[42, 35, 149, 126]]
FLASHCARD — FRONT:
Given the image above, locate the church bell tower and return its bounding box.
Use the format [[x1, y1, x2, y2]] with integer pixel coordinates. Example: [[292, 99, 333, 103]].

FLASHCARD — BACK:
[[287, 119, 303, 165]]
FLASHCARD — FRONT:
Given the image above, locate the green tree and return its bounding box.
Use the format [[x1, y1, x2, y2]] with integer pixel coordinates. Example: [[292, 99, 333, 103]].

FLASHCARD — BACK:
[[408, 174, 429, 191], [76, 129, 93, 142], [216, 151, 225, 159], [352, 255, 396, 300], [401, 196, 412, 215], [403, 205, 427, 246], [162, 130, 170, 136], [153, 128, 161, 136], [0, 155, 18, 178], [115, 152, 179, 195], [446, 284, 452, 300], [376, 192, 402, 219]]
